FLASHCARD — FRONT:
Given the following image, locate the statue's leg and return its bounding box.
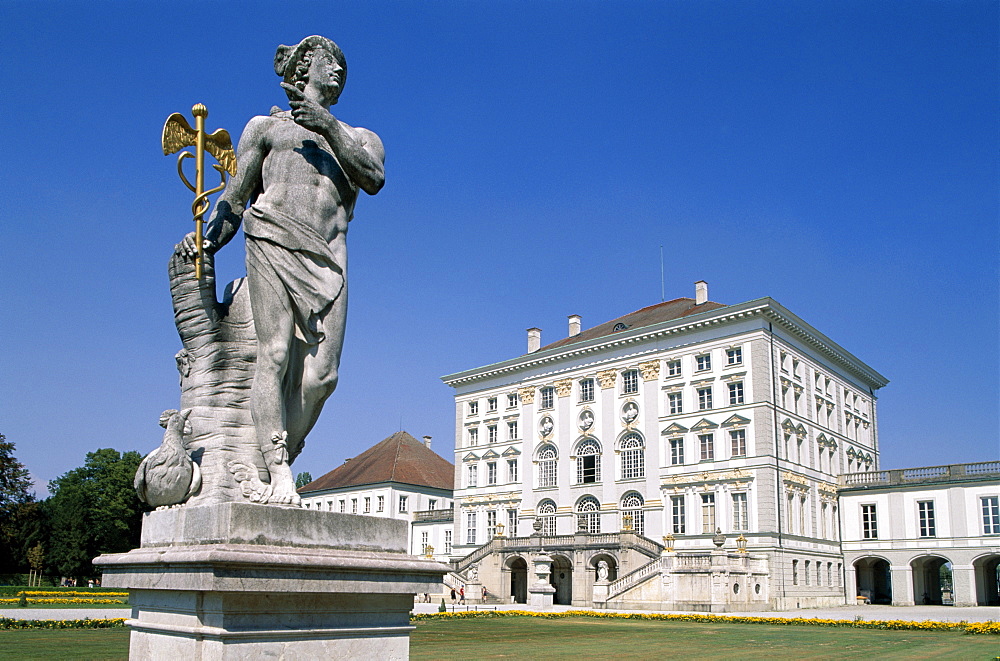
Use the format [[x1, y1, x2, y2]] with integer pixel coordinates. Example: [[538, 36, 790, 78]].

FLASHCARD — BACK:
[[286, 287, 347, 457], [247, 275, 299, 505]]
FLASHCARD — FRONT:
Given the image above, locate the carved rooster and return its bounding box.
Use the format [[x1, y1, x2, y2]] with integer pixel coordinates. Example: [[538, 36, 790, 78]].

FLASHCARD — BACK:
[[134, 409, 201, 508]]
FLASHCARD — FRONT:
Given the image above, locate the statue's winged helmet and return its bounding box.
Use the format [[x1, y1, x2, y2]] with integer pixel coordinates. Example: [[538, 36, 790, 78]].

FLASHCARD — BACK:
[[274, 36, 347, 89]]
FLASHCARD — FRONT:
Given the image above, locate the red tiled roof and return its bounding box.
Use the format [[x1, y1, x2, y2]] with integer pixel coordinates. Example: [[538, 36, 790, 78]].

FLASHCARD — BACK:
[[297, 431, 454, 493], [538, 297, 727, 351]]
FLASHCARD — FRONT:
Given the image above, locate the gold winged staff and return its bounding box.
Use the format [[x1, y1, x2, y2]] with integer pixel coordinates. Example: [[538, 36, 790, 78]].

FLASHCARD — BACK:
[[162, 104, 237, 279]]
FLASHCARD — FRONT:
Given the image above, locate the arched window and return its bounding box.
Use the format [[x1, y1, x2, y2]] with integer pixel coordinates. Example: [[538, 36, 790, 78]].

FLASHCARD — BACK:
[[621, 492, 645, 536], [576, 438, 601, 484], [537, 499, 557, 536], [538, 445, 557, 488], [620, 432, 645, 480], [577, 496, 601, 534]]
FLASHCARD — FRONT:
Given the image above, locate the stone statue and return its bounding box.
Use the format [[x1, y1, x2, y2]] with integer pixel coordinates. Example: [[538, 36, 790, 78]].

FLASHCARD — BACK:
[[468, 563, 479, 582], [597, 560, 609, 582], [134, 410, 201, 508], [178, 36, 385, 505]]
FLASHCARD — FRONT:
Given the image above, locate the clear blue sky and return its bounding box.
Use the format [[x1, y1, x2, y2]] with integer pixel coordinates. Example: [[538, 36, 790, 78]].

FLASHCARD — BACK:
[[1, 1, 996, 492]]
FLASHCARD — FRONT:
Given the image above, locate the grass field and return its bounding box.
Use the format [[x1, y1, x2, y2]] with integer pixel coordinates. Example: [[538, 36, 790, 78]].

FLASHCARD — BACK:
[[1, 615, 996, 660]]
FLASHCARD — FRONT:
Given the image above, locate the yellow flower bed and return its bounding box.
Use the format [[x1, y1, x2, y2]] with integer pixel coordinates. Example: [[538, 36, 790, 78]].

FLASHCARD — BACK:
[[17, 591, 129, 598], [0, 598, 127, 605], [0, 617, 126, 629], [411, 609, 999, 635]]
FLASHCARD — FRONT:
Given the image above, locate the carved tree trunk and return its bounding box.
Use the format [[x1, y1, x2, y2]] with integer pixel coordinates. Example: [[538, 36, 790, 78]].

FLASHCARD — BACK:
[[169, 248, 265, 505]]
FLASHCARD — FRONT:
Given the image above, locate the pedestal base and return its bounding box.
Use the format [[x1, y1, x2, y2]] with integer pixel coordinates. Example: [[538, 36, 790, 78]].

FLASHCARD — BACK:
[[528, 583, 556, 608], [95, 503, 446, 660]]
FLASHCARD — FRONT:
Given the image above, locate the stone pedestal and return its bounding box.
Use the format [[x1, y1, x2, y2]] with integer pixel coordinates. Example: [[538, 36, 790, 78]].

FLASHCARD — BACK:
[[592, 579, 609, 607], [527, 552, 555, 608], [94, 503, 446, 660], [465, 582, 483, 604]]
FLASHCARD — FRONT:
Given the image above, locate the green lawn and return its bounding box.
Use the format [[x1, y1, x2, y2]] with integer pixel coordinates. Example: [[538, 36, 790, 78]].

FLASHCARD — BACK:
[[1, 615, 996, 660]]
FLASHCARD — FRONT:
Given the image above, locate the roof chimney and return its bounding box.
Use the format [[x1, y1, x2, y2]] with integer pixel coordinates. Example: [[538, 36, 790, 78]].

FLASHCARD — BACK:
[[527, 327, 541, 353], [568, 314, 581, 337], [695, 280, 708, 305], [423, 435, 432, 449]]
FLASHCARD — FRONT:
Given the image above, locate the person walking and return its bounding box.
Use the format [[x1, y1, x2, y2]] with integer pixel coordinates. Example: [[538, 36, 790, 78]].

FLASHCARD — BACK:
[[459, 586, 465, 605]]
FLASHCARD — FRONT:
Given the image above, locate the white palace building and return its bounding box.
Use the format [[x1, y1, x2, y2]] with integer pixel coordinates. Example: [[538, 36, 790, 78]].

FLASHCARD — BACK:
[[437, 283, 1000, 611]]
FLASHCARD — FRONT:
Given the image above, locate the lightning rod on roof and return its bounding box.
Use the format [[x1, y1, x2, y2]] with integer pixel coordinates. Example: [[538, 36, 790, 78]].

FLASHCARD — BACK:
[[659, 245, 665, 302]]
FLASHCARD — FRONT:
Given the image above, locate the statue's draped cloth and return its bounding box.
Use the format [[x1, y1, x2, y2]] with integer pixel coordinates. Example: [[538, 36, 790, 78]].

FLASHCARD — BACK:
[[244, 205, 344, 346]]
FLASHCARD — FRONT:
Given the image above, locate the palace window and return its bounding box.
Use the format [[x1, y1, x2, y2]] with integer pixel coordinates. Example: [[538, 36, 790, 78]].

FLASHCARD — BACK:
[[670, 495, 686, 534], [668, 392, 683, 414], [444, 530, 452, 554], [468, 428, 479, 446], [983, 496, 1000, 534], [507, 392, 519, 408], [577, 496, 601, 534], [421, 531, 429, 554], [487, 462, 497, 485], [351, 498, 358, 514], [730, 429, 747, 457], [429, 499, 437, 510], [364, 497, 371, 513], [732, 493, 749, 531], [507, 459, 518, 483], [619, 432, 645, 480], [467, 464, 478, 488], [670, 438, 685, 465], [399, 495, 408, 513], [622, 370, 639, 395], [538, 445, 557, 488], [487, 510, 497, 537], [487, 397, 497, 412], [507, 420, 518, 440], [540, 387, 555, 409], [792, 559, 799, 585], [507, 508, 518, 535], [805, 560, 811, 585], [918, 501, 936, 537], [696, 354, 712, 372], [728, 381, 744, 405], [377, 495, 384, 512], [622, 492, 645, 536], [487, 425, 497, 444], [699, 433, 714, 461], [726, 347, 742, 365], [339, 499, 346, 513], [698, 387, 713, 410], [538, 500, 557, 535], [466, 512, 477, 545], [576, 438, 601, 484], [861, 504, 878, 539], [468, 401, 478, 416], [580, 378, 595, 403], [701, 493, 716, 533], [666, 360, 682, 377]]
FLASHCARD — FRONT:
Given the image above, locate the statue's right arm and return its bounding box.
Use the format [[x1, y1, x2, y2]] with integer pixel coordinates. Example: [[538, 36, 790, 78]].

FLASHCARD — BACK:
[[180, 118, 268, 257], [205, 118, 268, 250]]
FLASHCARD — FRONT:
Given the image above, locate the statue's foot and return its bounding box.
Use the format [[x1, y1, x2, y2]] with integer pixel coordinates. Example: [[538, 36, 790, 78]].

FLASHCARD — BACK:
[[266, 478, 301, 506]]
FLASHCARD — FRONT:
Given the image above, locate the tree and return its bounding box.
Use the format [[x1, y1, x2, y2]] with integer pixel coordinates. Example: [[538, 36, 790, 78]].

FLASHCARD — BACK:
[[0, 434, 36, 573], [295, 472, 313, 489], [0, 434, 33, 509], [46, 448, 145, 577]]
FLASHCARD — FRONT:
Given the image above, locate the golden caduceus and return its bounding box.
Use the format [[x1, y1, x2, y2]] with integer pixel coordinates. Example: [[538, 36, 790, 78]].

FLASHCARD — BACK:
[[162, 104, 237, 279]]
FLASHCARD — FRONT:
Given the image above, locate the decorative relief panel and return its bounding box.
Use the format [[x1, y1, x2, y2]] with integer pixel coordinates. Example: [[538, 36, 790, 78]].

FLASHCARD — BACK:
[[621, 400, 639, 427], [597, 370, 617, 389], [538, 416, 554, 440], [638, 360, 660, 382], [518, 386, 536, 404], [578, 408, 595, 432], [554, 379, 572, 398]]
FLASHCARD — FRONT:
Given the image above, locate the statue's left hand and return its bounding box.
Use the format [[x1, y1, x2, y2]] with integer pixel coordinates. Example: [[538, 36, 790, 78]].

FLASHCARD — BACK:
[[282, 82, 333, 135]]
